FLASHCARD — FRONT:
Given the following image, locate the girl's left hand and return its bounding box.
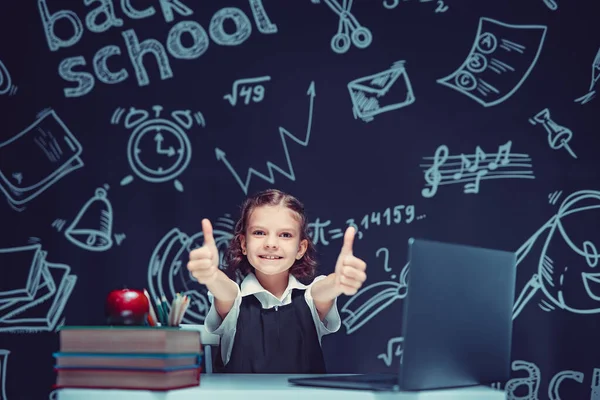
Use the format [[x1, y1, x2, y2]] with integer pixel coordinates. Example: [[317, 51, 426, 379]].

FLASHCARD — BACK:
[[334, 226, 367, 296]]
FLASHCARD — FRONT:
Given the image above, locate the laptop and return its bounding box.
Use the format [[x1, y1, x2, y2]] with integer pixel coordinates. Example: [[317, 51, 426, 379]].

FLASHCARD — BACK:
[[289, 237, 516, 391]]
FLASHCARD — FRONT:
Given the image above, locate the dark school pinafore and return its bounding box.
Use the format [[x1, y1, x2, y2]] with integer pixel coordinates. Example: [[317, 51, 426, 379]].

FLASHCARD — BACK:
[[215, 288, 327, 373]]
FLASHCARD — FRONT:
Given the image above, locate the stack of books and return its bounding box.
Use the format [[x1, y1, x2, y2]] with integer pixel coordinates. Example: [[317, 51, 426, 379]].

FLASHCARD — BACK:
[[53, 326, 203, 390]]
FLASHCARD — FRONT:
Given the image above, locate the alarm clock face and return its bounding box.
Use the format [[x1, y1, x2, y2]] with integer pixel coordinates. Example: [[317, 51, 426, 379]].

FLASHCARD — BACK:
[[127, 118, 192, 183]]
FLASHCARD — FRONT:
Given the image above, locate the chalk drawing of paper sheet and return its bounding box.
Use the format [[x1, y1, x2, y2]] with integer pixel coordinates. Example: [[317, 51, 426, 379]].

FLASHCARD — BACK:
[[437, 17, 547, 107], [0, 109, 84, 211], [0, 244, 77, 333], [348, 60, 415, 123]]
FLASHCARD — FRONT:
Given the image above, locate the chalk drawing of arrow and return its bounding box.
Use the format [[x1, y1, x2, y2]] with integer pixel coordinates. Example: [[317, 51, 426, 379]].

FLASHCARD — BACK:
[[215, 81, 316, 194]]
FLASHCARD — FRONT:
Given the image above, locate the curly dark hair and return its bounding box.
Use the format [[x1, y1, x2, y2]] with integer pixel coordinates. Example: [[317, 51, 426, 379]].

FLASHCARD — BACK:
[[224, 189, 318, 283]]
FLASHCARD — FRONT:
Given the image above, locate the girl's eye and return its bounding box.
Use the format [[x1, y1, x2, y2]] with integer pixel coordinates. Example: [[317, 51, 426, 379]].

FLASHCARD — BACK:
[[253, 230, 265, 235], [280, 232, 292, 238]]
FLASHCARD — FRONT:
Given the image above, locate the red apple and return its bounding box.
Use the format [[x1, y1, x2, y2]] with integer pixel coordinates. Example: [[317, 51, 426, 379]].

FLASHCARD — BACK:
[[105, 288, 150, 326]]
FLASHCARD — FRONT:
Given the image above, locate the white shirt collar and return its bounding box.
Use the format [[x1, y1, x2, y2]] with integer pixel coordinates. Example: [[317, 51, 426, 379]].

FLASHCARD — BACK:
[[240, 272, 307, 298]]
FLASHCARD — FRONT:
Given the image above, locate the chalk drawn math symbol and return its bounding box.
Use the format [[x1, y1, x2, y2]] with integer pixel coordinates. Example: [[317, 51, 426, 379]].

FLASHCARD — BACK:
[[216, 81, 316, 195], [377, 336, 404, 367], [223, 76, 271, 106]]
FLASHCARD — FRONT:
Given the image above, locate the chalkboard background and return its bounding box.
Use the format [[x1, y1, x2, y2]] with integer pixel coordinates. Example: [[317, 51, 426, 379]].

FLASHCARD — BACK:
[[1, 0, 599, 399]]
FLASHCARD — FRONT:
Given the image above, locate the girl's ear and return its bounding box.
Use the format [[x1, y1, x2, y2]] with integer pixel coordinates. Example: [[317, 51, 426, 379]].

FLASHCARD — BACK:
[[240, 234, 247, 255], [296, 239, 308, 260]]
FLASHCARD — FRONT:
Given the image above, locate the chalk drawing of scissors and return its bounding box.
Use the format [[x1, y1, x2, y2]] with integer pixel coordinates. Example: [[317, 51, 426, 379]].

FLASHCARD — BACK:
[[312, 0, 373, 54]]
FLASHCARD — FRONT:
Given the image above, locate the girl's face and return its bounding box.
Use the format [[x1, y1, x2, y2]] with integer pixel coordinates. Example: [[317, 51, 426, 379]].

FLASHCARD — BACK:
[[240, 204, 308, 277]]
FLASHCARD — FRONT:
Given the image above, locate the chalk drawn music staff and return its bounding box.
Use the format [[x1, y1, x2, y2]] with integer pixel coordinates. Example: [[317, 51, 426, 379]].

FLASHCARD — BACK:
[[421, 140, 535, 198]]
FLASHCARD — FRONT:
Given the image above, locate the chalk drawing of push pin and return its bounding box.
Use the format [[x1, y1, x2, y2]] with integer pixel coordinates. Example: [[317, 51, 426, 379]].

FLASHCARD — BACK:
[[311, 0, 373, 54], [529, 108, 577, 159]]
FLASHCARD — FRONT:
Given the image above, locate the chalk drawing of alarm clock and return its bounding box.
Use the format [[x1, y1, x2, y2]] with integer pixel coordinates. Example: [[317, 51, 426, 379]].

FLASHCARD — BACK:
[[126, 119, 191, 192]]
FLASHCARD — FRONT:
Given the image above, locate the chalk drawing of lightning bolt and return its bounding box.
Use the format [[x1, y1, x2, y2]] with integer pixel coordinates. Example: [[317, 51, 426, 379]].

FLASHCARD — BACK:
[[215, 81, 316, 194]]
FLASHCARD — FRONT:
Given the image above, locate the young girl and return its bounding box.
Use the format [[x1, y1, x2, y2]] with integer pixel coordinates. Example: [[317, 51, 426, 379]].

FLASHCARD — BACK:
[[187, 189, 368, 373]]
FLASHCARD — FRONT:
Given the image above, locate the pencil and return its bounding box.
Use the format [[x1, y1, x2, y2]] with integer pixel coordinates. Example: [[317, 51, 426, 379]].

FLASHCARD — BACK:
[[144, 289, 158, 327], [155, 297, 166, 326]]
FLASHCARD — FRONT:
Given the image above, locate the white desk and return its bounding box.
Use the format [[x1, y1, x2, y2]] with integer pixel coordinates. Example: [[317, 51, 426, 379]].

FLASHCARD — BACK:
[[56, 374, 506, 400]]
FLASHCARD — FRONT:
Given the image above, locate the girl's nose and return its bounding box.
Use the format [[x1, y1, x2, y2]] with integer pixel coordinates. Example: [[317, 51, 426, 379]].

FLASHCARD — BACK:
[[264, 236, 278, 249]]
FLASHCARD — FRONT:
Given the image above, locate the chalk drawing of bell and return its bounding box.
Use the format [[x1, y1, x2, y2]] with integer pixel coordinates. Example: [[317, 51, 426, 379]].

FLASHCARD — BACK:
[[437, 17, 547, 107], [64, 187, 114, 252]]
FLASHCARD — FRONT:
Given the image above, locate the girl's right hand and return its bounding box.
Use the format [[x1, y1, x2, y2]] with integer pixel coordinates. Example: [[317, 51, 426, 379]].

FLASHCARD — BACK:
[[187, 219, 220, 284]]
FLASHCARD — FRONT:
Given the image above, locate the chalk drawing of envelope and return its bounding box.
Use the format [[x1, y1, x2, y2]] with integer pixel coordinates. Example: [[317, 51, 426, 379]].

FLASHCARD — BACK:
[[437, 17, 547, 107], [348, 60, 415, 123], [0, 109, 84, 211]]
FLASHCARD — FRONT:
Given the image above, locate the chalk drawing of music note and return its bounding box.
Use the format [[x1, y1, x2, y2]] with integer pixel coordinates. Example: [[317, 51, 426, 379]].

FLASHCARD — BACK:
[[420, 140, 535, 197], [488, 141, 511, 170], [421, 145, 449, 198]]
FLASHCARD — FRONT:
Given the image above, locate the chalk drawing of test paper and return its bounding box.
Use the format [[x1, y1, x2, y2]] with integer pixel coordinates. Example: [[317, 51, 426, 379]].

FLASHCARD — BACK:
[[0, 109, 84, 212], [437, 17, 547, 107], [147, 215, 235, 324], [0, 244, 77, 333], [348, 61, 415, 123]]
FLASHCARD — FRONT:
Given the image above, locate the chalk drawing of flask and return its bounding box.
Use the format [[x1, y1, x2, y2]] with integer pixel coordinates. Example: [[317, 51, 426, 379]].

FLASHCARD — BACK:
[[64, 187, 114, 252], [530, 108, 577, 159], [0, 349, 9, 400]]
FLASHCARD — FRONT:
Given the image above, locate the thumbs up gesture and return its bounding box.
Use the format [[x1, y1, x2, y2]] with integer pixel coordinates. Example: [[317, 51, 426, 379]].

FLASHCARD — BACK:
[[334, 226, 367, 296], [187, 219, 220, 285]]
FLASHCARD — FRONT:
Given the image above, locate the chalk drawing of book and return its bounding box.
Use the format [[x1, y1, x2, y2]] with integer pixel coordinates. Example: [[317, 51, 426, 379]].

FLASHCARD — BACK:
[[147, 215, 235, 324], [0, 109, 84, 211], [347, 60, 415, 123], [437, 17, 547, 107], [341, 261, 409, 334], [0, 244, 77, 332]]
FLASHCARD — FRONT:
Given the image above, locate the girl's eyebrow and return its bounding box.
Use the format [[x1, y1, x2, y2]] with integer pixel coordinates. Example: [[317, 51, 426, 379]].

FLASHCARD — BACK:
[[248, 225, 298, 232]]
